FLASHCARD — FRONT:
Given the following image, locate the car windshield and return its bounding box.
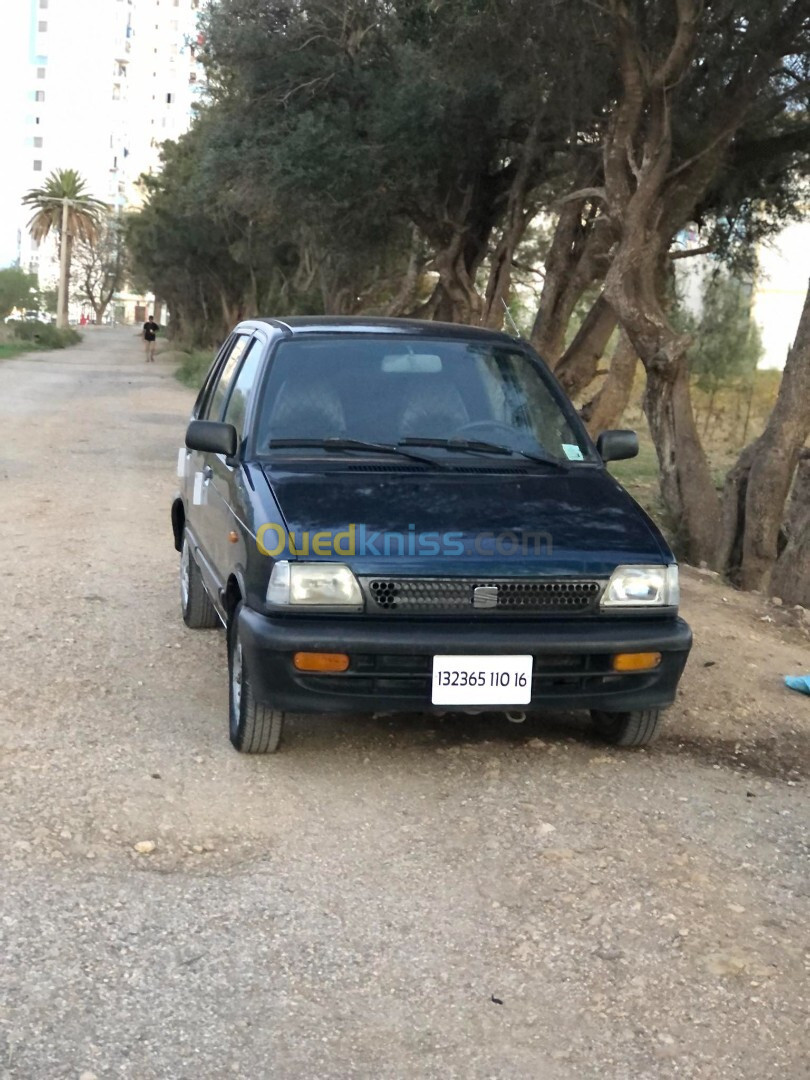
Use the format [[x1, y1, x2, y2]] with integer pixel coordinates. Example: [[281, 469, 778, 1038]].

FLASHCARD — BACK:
[[254, 336, 593, 464]]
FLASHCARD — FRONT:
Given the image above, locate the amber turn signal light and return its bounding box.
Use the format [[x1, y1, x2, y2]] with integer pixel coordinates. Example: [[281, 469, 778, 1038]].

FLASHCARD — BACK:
[[293, 652, 350, 672], [611, 652, 662, 672]]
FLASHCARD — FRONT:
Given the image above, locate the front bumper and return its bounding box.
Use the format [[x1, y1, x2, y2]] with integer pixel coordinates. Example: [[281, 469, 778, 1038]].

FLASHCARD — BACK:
[[238, 607, 692, 715]]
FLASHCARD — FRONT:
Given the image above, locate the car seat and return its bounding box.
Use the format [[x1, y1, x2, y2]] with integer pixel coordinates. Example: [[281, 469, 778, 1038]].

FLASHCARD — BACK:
[[397, 377, 470, 439], [266, 379, 346, 440]]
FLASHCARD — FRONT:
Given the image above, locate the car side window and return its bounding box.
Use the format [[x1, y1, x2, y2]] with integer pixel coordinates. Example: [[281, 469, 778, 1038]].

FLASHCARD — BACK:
[[202, 335, 250, 421], [222, 339, 263, 440], [193, 335, 234, 418]]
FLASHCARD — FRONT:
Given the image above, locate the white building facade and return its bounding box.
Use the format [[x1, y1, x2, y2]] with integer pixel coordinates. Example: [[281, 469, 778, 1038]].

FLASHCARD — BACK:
[[5, 0, 204, 313]]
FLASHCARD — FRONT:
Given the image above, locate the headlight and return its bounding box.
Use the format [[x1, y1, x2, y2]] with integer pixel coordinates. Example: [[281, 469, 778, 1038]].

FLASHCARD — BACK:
[[601, 564, 679, 608], [266, 561, 363, 608]]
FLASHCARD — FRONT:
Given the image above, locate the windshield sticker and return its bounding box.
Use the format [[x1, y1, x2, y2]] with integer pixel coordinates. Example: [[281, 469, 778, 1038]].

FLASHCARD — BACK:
[[562, 444, 584, 461]]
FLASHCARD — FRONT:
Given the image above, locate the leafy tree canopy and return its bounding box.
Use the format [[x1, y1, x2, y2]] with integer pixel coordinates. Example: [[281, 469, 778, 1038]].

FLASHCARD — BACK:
[[0, 266, 39, 318], [675, 271, 763, 394]]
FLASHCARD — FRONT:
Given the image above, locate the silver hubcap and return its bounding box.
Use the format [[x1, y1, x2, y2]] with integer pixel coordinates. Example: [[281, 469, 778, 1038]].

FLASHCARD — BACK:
[[180, 539, 190, 609], [232, 638, 243, 715]]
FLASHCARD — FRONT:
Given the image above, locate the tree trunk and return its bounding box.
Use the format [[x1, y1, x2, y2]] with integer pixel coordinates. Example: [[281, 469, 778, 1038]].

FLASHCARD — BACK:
[[433, 242, 484, 325], [56, 199, 71, 329], [405, 279, 444, 321], [553, 295, 617, 397], [716, 440, 758, 584], [780, 450, 810, 547], [217, 286, 240, 333], [529, 200, 587, 360], [480, 121, 541, 329], [604, 245, 721, 564], [580, 330, 638, 436], [770, 454, 810, 606], [643, 352, 720, 564], [411, 178, 504, 326], [481, 210, 530, 329], [529, 203, 611, 364], [198, 280, 209, 328], [734, 278, 810, 591], [57, 234, 74, 329], [386, 227, 425, 317]]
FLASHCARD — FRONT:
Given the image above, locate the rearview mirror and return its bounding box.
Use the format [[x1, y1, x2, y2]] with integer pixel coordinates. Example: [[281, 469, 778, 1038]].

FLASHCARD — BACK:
[[596, 429, 639, 462], [186, 419, 237, 458], [382, 353, 443, 373]]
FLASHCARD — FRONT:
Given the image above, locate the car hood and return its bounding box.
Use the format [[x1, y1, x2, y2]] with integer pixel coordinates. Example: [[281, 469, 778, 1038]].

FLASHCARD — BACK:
[[259, 464, 670, 577]]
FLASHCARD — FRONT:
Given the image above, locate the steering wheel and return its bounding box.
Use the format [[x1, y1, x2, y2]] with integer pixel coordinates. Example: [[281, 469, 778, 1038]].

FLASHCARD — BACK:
[[452, 420, 519, 440]]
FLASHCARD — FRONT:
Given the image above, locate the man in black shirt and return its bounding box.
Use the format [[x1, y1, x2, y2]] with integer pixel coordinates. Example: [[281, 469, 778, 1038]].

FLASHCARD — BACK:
[[143, 315, 160, 362]]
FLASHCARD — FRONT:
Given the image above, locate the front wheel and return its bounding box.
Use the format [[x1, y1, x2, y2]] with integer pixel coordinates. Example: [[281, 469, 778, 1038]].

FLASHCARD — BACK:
[[228, 603, 284, 753], [590, 708, 664, 747]]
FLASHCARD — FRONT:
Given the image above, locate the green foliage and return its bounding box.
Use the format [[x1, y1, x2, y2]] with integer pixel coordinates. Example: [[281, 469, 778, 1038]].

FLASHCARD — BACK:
[[677, 273, 763, 395], [175, 348, 215, 388], [40, 287, 58, 314], [128, 0, 613, 335], [0, 267, 39, 318], [7, 321, 82, 348], [125, 0, 810, 339], [22, 168, 106, 245]]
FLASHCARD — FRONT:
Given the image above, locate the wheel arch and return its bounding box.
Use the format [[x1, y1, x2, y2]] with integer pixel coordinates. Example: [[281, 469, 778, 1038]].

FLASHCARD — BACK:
[[171, 498, 185, 552], [224, 573, 244, 623]]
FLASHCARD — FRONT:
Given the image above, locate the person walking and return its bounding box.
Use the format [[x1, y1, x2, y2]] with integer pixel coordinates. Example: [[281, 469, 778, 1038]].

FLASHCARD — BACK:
[[142, 314, 160, 362]]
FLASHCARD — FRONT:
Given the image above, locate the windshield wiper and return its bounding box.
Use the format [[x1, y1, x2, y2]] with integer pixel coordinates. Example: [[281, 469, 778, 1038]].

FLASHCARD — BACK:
[[400, 436, 569, 470], [266, 437, 448, 468]]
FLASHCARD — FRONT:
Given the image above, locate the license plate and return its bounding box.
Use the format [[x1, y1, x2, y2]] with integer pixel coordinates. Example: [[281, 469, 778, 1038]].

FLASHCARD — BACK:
[[431, 655, 533, 706]]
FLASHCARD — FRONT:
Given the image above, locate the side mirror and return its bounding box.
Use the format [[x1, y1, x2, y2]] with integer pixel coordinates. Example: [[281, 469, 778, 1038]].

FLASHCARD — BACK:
[[186, 419, 237, 458], [596, 429, 639, 462]]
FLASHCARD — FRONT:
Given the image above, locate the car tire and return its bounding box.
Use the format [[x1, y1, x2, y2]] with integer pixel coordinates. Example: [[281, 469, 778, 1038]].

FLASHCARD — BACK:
[[180, 533, 219, 629], [590, 708, 664, 747], [228, 603, 284, 753]]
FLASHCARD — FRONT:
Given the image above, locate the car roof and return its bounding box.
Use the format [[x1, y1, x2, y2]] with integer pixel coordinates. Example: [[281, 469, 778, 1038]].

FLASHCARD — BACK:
[[234, 315, 522, 346]]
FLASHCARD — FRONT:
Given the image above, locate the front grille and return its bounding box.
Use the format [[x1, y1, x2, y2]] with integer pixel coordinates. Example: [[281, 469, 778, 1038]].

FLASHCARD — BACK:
[[362, 577, 602, 615]]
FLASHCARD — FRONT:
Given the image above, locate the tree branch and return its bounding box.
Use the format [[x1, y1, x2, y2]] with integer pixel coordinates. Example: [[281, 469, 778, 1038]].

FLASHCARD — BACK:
[[670, 243, 714, 260], [651, 0, 702, 90], [557, 186, 607, 205]]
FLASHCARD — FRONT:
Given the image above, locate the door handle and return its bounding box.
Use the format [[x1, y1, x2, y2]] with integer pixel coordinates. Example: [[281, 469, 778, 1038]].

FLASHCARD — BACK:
[[202, 465, 213, 481]]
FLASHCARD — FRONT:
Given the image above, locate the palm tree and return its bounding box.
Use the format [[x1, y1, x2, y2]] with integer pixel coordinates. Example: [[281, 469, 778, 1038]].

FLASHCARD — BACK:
[[22, 169, 106, 328]]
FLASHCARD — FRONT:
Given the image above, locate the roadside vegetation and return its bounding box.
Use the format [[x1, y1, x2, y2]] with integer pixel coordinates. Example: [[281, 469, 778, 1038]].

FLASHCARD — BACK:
[[174, 347, 215, 389], [125, 0, 810, 605], [0, 322, 81, 359]]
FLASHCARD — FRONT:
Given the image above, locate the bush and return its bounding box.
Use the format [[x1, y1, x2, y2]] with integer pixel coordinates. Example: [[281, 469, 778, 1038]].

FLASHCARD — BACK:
[[7, 321, 81, 348], [176, 348, 214, 388]]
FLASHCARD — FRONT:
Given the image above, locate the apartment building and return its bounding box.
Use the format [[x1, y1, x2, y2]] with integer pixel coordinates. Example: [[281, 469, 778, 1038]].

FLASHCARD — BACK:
[[7, 0, 204, 295]]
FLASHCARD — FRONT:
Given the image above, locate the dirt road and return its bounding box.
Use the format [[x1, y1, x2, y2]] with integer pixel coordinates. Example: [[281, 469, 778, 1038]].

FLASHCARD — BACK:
[[0, 328, 808, 1079]]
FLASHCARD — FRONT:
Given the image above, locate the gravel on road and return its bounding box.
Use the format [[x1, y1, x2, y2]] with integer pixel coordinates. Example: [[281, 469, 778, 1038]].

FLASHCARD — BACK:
[[0, 328, 807, 1080]]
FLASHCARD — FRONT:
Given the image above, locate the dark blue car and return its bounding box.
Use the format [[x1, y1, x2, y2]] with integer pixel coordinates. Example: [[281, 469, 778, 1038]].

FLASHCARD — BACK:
[[172, 318, 691, 753]]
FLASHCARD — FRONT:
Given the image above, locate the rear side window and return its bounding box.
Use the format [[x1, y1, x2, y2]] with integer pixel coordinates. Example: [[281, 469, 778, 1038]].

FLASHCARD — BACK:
[[204, 335, 251, 420], [222, 340, 263, 439], [193, 335, 234, 418]]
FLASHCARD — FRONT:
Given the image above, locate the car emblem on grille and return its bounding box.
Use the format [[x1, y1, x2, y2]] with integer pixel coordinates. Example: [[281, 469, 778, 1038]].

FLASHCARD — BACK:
[[472, 585, 498, 609]]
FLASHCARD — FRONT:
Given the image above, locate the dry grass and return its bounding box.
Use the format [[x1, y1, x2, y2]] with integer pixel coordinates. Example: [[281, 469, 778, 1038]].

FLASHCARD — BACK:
[[583, 366, 784, 528]]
